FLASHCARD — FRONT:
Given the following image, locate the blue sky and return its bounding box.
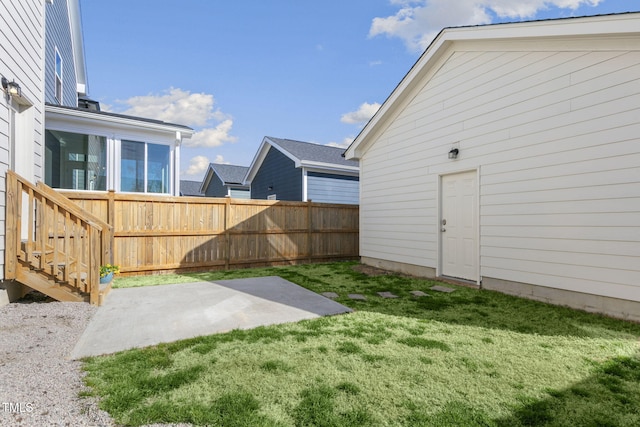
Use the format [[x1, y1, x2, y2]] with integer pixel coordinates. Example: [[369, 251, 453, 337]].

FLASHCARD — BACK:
[[80, 0, 639, 180]]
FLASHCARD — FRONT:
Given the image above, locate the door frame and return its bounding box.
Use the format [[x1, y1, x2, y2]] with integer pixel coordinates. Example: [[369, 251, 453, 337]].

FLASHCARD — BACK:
[[437, 168, 481, 286]]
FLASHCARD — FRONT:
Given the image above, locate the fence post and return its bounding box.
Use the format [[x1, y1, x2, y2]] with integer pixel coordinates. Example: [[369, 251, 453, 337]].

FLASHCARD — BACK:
[[307, 200, 312, 263], [106, 190, 116, 265], [224, 196, 231, 270], [89, 227, 100, 305]]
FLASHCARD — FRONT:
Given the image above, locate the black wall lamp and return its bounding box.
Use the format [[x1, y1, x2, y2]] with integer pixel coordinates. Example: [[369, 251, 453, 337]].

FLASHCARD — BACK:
[[448, 148, 459, 159], [1, 77, 22, 99]]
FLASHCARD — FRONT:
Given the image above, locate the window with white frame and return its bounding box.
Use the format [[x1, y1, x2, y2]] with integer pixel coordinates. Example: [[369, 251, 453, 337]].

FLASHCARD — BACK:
[[54, 48, 63, 104], [121, 140, 170, 194], [45, 129, 107, 190]]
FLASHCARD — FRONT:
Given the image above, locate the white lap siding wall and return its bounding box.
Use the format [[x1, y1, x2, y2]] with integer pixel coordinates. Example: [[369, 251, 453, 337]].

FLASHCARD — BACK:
[[358, 35, 640, 315], [0, 0, 45, 283]]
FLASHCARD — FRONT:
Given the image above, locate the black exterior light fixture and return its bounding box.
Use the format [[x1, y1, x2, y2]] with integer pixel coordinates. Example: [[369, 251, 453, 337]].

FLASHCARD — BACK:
[[1, 77, 22, 99], [448, 148, 459, 159]]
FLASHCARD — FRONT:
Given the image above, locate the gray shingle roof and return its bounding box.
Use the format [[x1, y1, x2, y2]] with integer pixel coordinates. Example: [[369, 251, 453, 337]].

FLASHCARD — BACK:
[[267, 137, 358, 168], [180, 180, 204, 196], [210, 163, 249, 185]]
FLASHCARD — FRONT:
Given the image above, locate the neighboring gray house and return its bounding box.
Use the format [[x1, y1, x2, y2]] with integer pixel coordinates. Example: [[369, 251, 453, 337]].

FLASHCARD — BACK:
[[201, 163, 250, 199], [245, 137, 359, 204], [180, 180, 204, 197]]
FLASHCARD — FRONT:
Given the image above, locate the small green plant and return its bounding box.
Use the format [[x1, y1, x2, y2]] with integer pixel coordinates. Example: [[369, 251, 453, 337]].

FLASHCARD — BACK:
[[100, 264, 120, 278]]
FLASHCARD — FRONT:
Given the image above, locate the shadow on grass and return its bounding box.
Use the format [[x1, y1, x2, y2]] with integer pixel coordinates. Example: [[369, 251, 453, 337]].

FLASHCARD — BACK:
[[494, 353, 640, 427], [401, 353, 640, 427]]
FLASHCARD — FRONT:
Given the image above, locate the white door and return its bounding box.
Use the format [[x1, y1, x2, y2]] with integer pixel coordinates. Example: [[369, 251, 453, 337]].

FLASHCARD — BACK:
[[441, 170, 477, 281]]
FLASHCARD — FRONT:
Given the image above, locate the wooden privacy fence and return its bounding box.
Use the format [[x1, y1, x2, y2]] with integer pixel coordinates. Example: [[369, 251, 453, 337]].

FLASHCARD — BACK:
[[58, 191, 359, 275]]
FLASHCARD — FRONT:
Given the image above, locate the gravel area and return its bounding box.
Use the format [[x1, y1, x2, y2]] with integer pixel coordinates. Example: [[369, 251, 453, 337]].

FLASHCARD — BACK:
[[0, 293, 114, 426]]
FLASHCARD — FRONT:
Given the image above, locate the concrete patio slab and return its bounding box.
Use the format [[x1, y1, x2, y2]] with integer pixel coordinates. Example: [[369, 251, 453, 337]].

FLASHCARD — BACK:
[[71, 277, 352, 359]]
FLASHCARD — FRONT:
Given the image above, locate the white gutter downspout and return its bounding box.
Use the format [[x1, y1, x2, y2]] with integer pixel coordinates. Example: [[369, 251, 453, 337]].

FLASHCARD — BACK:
[[174, 131, 181, 196], [302, 168, 308, 202]]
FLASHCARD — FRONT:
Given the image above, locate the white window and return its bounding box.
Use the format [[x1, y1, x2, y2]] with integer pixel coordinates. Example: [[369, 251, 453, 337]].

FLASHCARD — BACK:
[[121, 140, 171, 194], [45, 129, 107, 191], [54, 48, 63, 104], [267, 194, 277, 200]]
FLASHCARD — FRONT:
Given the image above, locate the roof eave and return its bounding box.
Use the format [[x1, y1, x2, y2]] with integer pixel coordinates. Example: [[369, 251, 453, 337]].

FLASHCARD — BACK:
[[45, 104, 195, 137], [68, 0, 87, 96], [244, 138, 270, 184], [244, 136, 306, 184], [344, 28, 450, 160], [200, 165, 215, 193], [344, 12, 640, 160], [301, 161, 359, 174]]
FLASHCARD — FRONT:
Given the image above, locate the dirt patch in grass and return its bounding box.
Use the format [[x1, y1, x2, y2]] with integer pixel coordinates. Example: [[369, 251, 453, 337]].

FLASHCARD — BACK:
[[352, 264, 412, 277], [352, 264, 479, 289]]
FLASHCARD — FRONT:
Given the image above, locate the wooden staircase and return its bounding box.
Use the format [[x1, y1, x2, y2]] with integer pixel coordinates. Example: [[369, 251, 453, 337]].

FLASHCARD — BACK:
[[5, 171, 113, 305]]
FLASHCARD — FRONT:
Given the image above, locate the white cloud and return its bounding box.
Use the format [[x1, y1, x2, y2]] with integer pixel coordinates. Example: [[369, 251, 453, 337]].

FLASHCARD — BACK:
[[187, 119, 238, 148], [98, 101, 113, 112], [370, 0, 602, 52], [119, 88, 218, 127], [341, 102, 381, 124], [327, 137, 354, 149], [213, 155, 230, 164], [183, 155, 210, 176], [115, 87, 238, 149]]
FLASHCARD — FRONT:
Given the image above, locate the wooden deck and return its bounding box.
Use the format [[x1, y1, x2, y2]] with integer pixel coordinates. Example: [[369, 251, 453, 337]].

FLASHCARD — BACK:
[[5, 171, 113, 304]]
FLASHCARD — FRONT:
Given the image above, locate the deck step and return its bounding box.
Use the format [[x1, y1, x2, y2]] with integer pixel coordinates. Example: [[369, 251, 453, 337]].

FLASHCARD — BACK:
[[99, 281, 112, 305], [7, 172, 108, 306], [16, 268, 85, 303]]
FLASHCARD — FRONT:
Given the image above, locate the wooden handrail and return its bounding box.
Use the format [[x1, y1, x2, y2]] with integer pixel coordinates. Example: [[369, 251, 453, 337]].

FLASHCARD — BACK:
[[5, 171, 112, 304], [35, 181, 110, 232]]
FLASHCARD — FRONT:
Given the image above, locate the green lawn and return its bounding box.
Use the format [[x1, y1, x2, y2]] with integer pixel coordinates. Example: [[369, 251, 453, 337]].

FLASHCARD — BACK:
[[84, 262, 640, 426]]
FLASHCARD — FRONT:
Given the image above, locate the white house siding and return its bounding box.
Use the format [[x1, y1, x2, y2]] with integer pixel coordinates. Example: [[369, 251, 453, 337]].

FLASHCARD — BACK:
[[229, 188, 250, 199], [359, 38, 640, 304], [307, 172, 359, 205], [45, 108, 184, 196], [0, 0, 45, 282], [360, 147, 436, 268], [44, 0, 77, 106]]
